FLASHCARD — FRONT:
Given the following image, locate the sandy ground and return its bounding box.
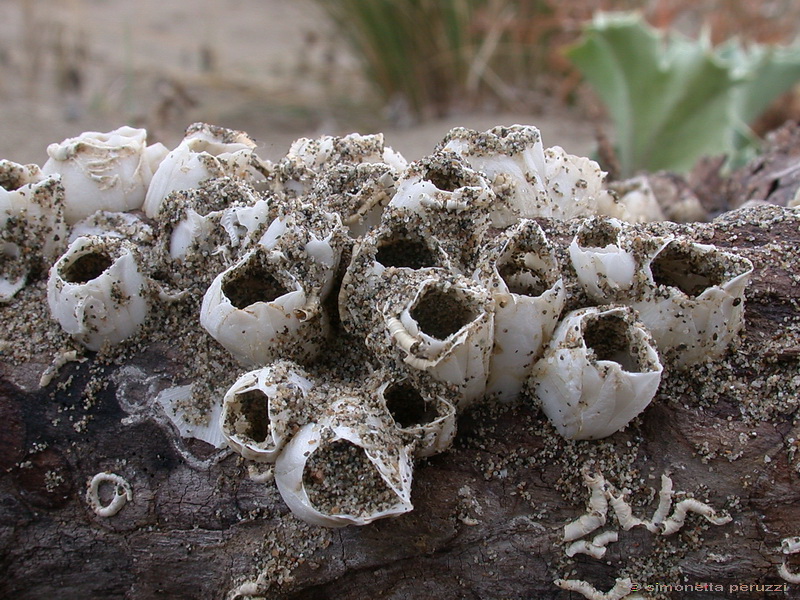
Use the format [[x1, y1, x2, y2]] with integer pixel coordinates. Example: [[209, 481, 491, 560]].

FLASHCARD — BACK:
[[0, 0, 597, 167]]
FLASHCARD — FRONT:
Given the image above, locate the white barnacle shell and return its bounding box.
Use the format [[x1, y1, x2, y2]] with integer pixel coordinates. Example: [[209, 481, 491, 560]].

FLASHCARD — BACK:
[[382, 272, 495, 409], [628, 238, 754, 368], [1, 160, 67, 301], [277, 132, 407, 197], [390, 150, 492, 216], [42, 126, 168, 225], [389, 152, 494, 272], [568, 217, 645, 304], [143, 122, 259, 218], [438, 124, 551, 226], [256, 202, 344, 299], [602, 175, 666, 223], [220, 361, 315, 462], [308, 162, 398, 238], [542, 146, 607, 221], [530, 305, 663, 440], [274, 394, 414, 527], [200, 246, 328, 367], [154, 178, 266, 291], [475, 219, 565, 402], [69, 211, 154, 245], [47, 235, 149, 350], [338, 210, 453, 338], [374, 374, 457, 458]]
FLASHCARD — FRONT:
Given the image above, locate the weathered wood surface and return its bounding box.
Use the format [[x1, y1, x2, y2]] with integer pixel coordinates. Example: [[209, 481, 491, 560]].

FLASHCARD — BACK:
[[2, 198, 800, 600]]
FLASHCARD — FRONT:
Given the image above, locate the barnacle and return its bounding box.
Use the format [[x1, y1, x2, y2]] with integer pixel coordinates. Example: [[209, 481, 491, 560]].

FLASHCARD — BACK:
[[143, 122, 263, 218], [47, 235, 149, 350], [629, 238, 754, 368], [1, 160, 67, 301], [42, 126, 168, 224], [529, 305, 663, 440]]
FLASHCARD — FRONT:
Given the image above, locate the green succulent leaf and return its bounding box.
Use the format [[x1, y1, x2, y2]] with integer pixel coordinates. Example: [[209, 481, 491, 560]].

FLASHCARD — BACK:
[[567, 12, 743, 177]]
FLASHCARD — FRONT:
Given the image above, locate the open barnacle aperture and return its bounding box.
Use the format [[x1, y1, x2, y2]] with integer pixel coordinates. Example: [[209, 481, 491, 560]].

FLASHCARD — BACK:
[[630, 238, 753, 368], [200, 245, 328, 367], [47, 235, 149, 351], [529, 305, 663, 441]]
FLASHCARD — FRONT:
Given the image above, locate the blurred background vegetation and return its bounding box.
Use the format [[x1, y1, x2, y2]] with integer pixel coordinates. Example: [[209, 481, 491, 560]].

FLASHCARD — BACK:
[[317, 0, 800, 121], [1, 0, 799, 169]]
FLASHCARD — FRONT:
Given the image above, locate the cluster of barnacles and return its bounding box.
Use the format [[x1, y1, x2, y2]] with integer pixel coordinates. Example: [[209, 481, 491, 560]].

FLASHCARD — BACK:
[[2, 121, 753, 531], [556, 466, 732, 599]]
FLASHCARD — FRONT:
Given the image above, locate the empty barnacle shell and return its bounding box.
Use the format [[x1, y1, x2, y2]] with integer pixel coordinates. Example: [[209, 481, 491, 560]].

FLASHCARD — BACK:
[[154, 178, 266, 290], [220, 360, 315, 462], [475, 220, 565, 402], [569, 217, 647, 304], [47, 235, 150, 351], [374, 374, 457, 458], [200, 246, 329, 367], [379, 271, 495, 409], [256, 201, 345, 299], [628, 238, 754, 368], [1, 160, 67, 301], [529, 305, 663, 440], [438, 124, 551, 226], [143, 122, 261, 218], [42, 126, 168, 225], [276, 132, 407, 198], [274, 394, 414, 527]]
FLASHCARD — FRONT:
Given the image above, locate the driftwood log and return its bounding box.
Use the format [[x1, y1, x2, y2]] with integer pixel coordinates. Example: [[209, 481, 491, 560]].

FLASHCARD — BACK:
[[3, 150, 800, 599]]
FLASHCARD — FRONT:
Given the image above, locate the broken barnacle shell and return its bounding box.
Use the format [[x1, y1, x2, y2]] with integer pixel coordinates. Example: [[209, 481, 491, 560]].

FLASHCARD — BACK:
[[256, 200, 345, 300], [47, 235, 150, 351], [274, 392, 414, 527], [200, 245, 329, 367], [474, 220, 565, 401], [568, 217, 648, 304], [42, 126, 168, 225], [220, 360, 314, 462], [529, 305, 663, 440], [276, 132, 407, 198], [69, 211, 155, 246], [143, 122, 262, 218], [377, 270, 495, 409], [628, 238, 754, 368], [373, 373, 457, 458], [439, 124, 610, 224], [1, 160, 67, 301]]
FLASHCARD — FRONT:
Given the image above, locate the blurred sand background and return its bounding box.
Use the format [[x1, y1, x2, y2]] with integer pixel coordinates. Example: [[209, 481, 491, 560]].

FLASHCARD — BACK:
[[0, 0, 596, 167]]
